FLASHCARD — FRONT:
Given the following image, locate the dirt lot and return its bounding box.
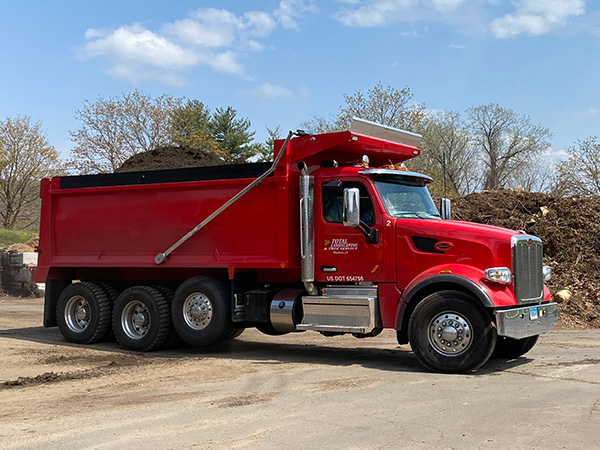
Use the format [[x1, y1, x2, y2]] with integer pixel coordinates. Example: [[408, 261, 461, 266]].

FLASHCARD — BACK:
[[1, 296, 599, 450]]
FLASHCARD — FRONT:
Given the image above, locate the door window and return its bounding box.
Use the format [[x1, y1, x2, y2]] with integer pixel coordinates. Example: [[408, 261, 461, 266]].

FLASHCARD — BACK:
[[322, 182, 374, 226]]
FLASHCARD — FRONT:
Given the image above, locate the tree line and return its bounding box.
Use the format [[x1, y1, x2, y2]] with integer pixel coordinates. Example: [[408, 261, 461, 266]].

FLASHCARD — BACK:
[[0, 84, 598, 230]]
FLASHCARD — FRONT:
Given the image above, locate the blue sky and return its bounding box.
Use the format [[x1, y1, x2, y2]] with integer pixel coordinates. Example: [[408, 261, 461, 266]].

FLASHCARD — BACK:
[[1, 0, 598, 161]]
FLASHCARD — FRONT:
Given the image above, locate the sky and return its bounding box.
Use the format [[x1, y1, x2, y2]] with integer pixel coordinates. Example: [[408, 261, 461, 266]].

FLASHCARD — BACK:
[[1, 0, 598, 162]]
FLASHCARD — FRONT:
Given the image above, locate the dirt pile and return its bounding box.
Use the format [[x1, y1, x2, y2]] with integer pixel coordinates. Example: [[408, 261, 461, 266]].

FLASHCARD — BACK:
[[115, 146, 226, 173], [453, 189, 600, 328], [3, 236, 38, 253]]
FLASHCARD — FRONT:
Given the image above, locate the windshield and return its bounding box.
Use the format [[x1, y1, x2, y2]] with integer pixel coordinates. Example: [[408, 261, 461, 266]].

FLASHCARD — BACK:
[[371, 174, 440, 219]]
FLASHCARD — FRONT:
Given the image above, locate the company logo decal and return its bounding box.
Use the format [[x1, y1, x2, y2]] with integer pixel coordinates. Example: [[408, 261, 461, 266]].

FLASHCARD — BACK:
[[324, 238, 358, 254]]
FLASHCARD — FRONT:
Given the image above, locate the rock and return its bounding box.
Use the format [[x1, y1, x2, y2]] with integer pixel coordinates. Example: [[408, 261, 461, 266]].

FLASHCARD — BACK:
[[555, 289, 572, 303]]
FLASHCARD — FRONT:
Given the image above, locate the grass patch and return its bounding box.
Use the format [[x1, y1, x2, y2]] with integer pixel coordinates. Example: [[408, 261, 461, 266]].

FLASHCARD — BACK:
[[0, 229, 37, 248]]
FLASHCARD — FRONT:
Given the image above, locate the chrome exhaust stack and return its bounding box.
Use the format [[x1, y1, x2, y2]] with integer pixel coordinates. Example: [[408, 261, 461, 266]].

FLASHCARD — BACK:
[[299, 162, 317, 296]]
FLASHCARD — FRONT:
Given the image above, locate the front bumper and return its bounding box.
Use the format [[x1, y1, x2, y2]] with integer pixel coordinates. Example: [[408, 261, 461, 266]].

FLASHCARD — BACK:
[[494, 303, 558, 339]]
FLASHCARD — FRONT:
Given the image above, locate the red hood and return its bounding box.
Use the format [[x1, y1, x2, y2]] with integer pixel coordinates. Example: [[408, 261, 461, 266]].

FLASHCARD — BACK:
[[394, 218, 522, 288]]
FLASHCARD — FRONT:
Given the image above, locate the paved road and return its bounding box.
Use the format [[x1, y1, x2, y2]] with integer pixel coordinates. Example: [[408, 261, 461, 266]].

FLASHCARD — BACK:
[[0, 297, 599, 449]]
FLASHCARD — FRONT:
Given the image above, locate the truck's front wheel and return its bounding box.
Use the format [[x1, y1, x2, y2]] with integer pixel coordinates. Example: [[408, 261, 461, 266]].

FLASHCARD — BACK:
[[492, 335, 539, 359], [171, 277, 234, 346], [408, 290, 496, 373]]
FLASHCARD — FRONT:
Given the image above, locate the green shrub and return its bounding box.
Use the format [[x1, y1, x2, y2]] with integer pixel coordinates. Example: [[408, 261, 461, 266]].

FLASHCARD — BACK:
[[0, 229, 37, 248]]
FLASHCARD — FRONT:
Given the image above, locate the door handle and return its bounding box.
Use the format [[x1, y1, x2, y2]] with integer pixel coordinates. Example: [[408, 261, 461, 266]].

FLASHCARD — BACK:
[[320, 266, 337, 273]]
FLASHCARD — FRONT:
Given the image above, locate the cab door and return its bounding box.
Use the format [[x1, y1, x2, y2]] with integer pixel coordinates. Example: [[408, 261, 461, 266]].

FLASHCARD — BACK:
[[314, 178, 384, 283]]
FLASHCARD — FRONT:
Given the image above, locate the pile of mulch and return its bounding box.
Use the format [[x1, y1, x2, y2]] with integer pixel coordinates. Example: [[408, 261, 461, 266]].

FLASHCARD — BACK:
[[115, 146, 226, 173], [453, 189, 600, 328]]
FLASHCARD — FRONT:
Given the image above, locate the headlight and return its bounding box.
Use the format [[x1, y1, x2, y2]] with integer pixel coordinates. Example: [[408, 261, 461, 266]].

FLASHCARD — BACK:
[[543, 265, 551, 282], [484, 267, 512, 285]]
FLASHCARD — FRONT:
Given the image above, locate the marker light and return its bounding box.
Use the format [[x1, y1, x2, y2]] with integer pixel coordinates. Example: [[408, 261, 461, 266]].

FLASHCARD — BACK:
[[484, 267, 512, 285], [543, 265, 552, 282]]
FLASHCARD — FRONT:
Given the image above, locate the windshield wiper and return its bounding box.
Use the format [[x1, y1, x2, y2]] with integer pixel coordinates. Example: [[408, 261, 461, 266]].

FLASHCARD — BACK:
[[397, 211, 440, 219]]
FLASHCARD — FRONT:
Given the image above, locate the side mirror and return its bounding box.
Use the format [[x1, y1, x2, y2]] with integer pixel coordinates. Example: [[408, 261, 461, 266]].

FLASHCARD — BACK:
[[343, 188, 360, 227], [440, 198, 451, 220]]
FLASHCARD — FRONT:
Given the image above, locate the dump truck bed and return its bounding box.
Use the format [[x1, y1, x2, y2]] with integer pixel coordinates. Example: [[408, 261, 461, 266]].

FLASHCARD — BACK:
[[34, 162, 299, 282]]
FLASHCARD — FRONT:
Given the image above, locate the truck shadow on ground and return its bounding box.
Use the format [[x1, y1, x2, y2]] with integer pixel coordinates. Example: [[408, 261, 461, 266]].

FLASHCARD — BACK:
[[1, 326, 532, 375]]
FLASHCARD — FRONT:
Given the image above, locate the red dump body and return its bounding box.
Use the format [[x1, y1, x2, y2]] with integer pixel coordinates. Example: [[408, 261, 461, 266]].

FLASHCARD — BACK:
[[33, 130, 419, 285]]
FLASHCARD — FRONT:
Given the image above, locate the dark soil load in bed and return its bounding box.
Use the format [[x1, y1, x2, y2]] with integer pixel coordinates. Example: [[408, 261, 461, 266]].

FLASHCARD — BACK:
[[115, 146, 226, 173]]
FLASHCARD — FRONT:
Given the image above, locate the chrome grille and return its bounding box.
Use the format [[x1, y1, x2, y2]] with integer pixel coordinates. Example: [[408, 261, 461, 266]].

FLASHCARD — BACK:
[[512, 235, 544, 303]]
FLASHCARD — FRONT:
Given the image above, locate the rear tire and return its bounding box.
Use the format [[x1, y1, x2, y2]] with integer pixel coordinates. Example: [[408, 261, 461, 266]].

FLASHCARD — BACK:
[[492, 335, 539, 359], [56, 282, 111, 344], [96, 282, 120, 341], [408, 290, 496, 373], [112, 286, 170, 352], [171, 276, 234, 346], [224, 328, 245, 340]]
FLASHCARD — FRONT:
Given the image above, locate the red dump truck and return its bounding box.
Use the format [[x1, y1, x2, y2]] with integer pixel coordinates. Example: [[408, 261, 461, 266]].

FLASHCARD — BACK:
[[33, 118, 557, 373]]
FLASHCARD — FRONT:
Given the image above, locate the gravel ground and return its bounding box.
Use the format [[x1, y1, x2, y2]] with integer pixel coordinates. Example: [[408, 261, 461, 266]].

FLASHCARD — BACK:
[[1, 296, 599, 449]]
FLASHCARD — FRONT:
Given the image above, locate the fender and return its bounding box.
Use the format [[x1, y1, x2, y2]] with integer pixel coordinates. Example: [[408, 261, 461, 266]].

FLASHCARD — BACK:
[[395, 264, 510, 332]]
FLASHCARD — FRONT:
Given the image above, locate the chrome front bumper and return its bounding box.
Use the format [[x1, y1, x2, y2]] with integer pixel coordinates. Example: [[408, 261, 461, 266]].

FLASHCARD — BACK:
[[494, 303, 558, 339]]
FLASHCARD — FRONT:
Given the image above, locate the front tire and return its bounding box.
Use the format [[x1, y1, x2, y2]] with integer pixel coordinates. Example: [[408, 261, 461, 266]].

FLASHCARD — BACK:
[[171, 276, 234, 346], [492, 335, 539, 359], [408, 290, 496, 373], [56, 282, 111, 344]]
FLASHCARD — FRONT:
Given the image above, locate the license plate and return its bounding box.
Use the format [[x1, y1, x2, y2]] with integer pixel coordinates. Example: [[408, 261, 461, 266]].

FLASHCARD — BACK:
[[529, 307, 539, 320]]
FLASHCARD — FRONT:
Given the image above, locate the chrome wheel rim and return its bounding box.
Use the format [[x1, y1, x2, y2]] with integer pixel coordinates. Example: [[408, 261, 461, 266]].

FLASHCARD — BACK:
[[428, 311, 472, 356], [121, 301, 150, 339], [65, 295, 90, 333], [183, 292, 212, 330]]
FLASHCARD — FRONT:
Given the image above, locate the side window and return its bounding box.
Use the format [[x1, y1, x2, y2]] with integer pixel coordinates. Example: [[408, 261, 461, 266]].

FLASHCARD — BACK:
[[322, 181, 374, 226]]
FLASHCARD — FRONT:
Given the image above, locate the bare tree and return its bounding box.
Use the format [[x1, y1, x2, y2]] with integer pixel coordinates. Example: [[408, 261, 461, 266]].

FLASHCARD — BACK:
[[68, 90, 180, 174], [335, 82, 426, 131], [553, 136, 600, 196], [301, 82, 425, 140], [0, 115, 61, 229], [512, 156, 555, 193], [300, 114, 341, 134], [467, 103, 551, 190], [418, 110, 481, 196]]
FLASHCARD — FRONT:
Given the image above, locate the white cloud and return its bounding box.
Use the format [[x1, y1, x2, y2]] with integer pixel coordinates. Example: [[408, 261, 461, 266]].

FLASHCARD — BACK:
[[432, 0, 467, 13], [571, 106, 600, 117], [244, 83, 309, 100], [163, 17, 236, 48], [449, 42, 466, 49], [84, 24, 198, 69], [203, 51, 245, 75], [80, 4, 317, 85], [334, 0, 467, 27], [274, 0, 319, 29], [490, 0, 585, 38], [335, 0, 415, 27], [541, 147, 569, 162]]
